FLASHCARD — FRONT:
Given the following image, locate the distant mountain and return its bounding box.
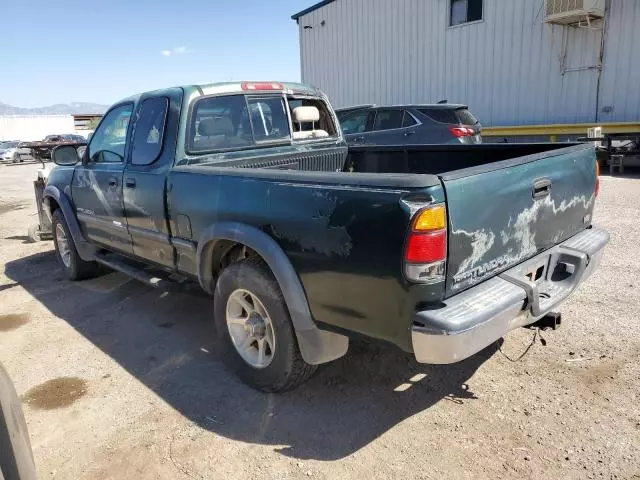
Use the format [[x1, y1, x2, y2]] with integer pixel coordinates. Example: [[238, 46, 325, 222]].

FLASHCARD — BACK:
[[0, 101, 108, 115]]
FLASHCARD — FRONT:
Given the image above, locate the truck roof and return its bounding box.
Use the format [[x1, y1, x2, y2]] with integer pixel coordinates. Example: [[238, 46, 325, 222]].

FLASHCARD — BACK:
[[117, 81, 322, 105]]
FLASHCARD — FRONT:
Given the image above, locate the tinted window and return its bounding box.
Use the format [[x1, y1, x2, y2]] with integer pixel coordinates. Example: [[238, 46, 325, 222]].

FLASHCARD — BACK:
[[340, 110, 370, 135], [189, 95, 251, 152], [246, 97, 290, 142], [451, 0, 483, 26], [420, 108, 479, 126], [419, 108, 459, 124], [402, 111, 418, 127], [373, 109, 404, 131], [455, 108, 479, 126], [88, 104, 133, 162], [131, 97, 168, 165]]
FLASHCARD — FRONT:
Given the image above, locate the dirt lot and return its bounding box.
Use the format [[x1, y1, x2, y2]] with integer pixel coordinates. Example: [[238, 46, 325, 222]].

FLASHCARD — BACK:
[[0, 162, 638, 479]]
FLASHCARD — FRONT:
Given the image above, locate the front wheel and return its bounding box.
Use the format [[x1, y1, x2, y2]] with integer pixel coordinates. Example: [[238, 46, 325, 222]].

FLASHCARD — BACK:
[[52, 209, 100, 280], [213, 257, 317, 392]]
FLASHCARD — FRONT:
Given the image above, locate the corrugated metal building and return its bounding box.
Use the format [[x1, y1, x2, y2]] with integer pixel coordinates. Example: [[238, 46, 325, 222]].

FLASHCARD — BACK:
[[292, 0, 640, 127]]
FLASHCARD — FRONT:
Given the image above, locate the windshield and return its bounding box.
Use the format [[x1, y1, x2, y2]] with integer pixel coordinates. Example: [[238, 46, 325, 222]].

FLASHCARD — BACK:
[[1, 141, 19, 148]]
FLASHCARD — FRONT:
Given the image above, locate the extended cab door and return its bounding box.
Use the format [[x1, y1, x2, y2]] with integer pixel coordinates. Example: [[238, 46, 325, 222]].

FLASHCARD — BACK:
[[123, 89, 183, 268], [72, 103, 134, 254]]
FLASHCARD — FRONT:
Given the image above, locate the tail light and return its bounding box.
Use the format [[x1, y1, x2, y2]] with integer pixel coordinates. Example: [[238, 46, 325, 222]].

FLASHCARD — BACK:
[[404, 204, 447, 283], [595, 160, 600, 197], [449, 126, 475, 138]]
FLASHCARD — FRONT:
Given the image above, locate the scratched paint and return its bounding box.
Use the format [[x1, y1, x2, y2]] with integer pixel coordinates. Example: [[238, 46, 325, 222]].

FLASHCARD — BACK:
[[445, 146, 597, 295], [452, 194, 595, 290], [271, 189, 352, 257]]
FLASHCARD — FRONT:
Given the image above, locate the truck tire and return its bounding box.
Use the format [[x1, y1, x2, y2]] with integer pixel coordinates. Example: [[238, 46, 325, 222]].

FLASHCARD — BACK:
[[52, 209, 100, 280], [213, 256, 317, 392]]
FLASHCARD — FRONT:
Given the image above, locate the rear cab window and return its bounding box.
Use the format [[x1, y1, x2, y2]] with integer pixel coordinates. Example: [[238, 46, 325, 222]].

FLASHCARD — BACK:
[[189, 95, 253, 152], [186, 93, 338, 155], [247, 97, 290, 142]]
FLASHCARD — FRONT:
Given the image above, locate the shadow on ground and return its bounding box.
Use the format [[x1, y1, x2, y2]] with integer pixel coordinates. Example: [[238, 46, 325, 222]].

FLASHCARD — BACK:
[[5, 251, 496, 461], [4, 236, 30, 244]]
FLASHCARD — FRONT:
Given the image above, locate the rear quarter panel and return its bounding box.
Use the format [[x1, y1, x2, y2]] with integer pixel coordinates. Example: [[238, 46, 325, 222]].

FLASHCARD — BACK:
[[168, 169, 445, 349]]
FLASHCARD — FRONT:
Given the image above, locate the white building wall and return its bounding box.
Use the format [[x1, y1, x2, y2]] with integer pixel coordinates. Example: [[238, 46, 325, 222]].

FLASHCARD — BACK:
[[296, 0, 640, 126], [0, 115, 76, 141]]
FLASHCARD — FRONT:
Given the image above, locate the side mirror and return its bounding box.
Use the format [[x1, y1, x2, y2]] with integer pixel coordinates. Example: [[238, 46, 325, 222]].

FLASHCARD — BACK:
[[52, 145, 82, 166]]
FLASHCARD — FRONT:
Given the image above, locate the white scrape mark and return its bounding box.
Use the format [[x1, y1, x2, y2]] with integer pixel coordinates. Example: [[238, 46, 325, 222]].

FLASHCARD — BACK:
[[505, 194, 594, 262], [453, 193, 594, 281], [452, 229, 496, 273]]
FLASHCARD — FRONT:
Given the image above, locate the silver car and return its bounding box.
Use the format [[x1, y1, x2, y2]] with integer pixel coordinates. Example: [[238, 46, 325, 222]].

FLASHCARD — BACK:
[[0, 141, 33, 163], [337, 104, 482, 146]]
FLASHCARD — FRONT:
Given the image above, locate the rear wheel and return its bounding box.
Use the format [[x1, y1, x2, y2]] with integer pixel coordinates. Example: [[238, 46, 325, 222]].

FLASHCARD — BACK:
[[52, 209, 100, 280], [213, 257, 317, 392]]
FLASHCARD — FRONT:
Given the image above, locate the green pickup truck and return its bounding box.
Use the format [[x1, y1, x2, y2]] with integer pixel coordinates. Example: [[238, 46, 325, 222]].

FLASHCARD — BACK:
[[44, 81, 609, 392]]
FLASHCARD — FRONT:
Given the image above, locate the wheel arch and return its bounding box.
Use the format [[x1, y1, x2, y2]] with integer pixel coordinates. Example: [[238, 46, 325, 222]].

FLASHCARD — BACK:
[[197, 221, 348, 365], [43, 185, 95, 262]]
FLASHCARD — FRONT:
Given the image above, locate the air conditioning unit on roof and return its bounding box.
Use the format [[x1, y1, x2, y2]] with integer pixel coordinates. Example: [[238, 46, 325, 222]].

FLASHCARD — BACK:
[[545, 0, 605, 25]]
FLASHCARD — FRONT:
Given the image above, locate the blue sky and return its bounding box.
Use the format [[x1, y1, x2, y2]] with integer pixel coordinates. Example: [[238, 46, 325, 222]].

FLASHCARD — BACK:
[[2, 0, 310, 107]]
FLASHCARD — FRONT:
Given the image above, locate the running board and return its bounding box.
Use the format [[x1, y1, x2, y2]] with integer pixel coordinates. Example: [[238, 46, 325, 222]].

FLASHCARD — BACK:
[[93, 252, 190, 291]]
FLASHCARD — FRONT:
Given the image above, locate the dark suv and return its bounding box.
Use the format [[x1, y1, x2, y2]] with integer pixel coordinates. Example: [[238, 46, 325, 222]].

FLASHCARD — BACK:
[[336, 104, 482, 146]]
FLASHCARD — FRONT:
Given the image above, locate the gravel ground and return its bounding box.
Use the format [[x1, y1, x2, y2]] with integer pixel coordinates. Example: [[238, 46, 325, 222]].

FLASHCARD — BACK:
[[0, 162, 639, 480]]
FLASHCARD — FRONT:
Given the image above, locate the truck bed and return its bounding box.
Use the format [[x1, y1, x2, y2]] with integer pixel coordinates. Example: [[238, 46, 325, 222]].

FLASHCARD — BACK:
[[345, 143, 575, 175]]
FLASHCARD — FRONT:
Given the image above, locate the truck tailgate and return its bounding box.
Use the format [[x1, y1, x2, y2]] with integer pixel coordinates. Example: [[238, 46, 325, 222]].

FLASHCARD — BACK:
[[443, 144, 597, 297]]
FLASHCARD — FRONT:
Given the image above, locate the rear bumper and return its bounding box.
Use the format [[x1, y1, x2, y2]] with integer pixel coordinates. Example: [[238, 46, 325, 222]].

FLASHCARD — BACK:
[[411, 227, 609, 364]]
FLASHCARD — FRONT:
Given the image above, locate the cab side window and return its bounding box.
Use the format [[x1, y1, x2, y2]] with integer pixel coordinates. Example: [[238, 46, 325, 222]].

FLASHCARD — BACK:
[[131, 97, 169, 165], [88, 104, 133, 163]]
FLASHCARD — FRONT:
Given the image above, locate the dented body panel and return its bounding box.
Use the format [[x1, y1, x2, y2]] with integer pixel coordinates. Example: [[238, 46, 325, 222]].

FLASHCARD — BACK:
[[443, 144, 597, 296]]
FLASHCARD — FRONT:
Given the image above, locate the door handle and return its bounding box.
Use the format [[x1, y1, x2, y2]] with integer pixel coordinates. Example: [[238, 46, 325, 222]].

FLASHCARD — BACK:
[[108, 177, 118, 187], [404, 130, 416, 137], [125, 178, 136, 188], [354, 136, 365, 143], [532, 178, 551, 199]]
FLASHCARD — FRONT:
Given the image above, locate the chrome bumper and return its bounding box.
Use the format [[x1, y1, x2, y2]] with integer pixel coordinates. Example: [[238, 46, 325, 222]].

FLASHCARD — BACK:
[[412, 227, 610, 364]]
